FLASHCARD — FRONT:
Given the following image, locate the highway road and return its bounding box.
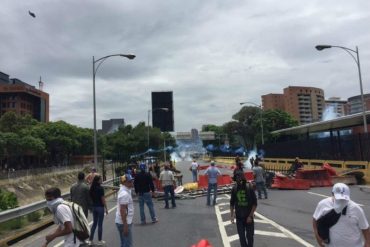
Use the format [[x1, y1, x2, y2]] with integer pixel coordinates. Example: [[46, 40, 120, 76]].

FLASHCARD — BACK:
[[12, 160, 370, 247]]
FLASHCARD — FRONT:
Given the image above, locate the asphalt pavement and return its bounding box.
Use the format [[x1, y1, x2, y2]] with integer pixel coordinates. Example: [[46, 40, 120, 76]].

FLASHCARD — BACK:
[[11, 160, 370, 247]]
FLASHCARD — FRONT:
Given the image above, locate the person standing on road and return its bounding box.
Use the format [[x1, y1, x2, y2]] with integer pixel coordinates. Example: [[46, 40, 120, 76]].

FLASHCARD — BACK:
[[70, 172, 92, 218], [134, 163, 158, 224], [116, 174, 135, 247], [89, 175, 108, 245], [230, 175, 257, 247], [43, 187, 80, 247], [252, 159, 268, 199], [233, 161, 244, 182], [189, 159, 199, 182], [205, 161, 221, 206], [159, 164, 176, 209], [312, 183, 370, 247]]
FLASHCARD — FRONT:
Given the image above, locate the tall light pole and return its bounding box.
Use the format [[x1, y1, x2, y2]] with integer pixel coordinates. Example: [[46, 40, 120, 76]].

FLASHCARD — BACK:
[[147, 108, 169, 151], [316, 44, 367, 133], [93, 54, 135, 170], [240, 101, 264, 145]]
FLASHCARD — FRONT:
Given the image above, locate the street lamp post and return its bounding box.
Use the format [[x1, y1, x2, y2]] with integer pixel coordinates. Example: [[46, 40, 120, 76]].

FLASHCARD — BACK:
[[240, 101, 264, 145], [316, 44, 367, 133], [93, 54, 135, 173], [147, 108, 169, 151]]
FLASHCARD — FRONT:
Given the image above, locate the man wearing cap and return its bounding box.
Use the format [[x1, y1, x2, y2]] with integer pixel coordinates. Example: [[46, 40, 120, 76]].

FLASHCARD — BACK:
[[313, 183, 370, 247], [134, 163, 158, 224], [115, 174, 134, 247], [205, 161, 221, 206]]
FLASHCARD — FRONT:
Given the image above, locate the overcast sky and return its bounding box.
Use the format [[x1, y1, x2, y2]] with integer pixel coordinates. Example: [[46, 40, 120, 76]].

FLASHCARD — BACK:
[[1, 0, 369, 132]]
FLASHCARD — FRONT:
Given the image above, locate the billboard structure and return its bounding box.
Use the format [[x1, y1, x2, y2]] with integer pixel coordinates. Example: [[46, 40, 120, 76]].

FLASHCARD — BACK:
[[151, 91, 174, 131]]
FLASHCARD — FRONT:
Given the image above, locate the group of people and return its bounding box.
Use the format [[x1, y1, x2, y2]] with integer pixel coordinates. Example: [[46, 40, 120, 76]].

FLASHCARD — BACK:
[[42, 157, 370, 247], [43, 168, 108, 247]]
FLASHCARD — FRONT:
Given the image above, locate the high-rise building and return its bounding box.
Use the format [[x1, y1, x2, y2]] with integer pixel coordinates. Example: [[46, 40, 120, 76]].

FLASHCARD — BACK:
[[0, 71, 49, 122], [325, 97, 348, 118], [261, 93, 284, 111], [347, 94, 370, 114], [101, 118, 125, 134], [262, 86, 325, 125]]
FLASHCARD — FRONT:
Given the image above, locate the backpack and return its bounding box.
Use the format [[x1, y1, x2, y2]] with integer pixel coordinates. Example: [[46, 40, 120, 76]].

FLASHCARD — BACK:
[[60, 201, 90, 242]]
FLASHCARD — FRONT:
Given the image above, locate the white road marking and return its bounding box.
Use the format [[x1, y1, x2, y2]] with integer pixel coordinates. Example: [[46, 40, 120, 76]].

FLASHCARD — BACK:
[[216, 194, 314, 247], [54, 206, 118, 247], [307, 192, 364, 206], [255, 212, 314, 247], [215, 201, 231, 247]]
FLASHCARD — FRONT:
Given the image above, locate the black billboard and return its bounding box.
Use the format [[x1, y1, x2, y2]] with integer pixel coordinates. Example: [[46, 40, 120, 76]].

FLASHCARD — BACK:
[[151, 91, 174, 132]]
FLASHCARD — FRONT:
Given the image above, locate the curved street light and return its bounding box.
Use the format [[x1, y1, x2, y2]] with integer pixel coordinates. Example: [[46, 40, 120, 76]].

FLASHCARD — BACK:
[[240, 101, 264, 145], [315, 45, 367, 133], [147, 107, 169, 150], [92, 54, 135, 171]]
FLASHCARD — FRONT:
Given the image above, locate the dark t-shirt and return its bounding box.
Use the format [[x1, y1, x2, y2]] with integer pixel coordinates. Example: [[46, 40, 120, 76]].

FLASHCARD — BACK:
[[230, 183, 257, 218], [91, 186, 105, 207]]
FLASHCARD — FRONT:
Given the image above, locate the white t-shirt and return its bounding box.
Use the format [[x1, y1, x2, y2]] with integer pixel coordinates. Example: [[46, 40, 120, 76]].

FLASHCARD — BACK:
[[313, 197, 369, 247], [159, 170, 175, 186], [115, 185, 134, 225], [55, 204, 80, 247], [191, 162, 199, 171]]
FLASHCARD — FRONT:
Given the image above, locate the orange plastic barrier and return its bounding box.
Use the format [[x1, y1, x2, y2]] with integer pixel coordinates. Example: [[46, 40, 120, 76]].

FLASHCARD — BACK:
[[271, 175, 310, 190], [295, 169, 332, 187], [198, 174, 233, 188], [191, 239, 212, 247], [322, 163, 338, 176]]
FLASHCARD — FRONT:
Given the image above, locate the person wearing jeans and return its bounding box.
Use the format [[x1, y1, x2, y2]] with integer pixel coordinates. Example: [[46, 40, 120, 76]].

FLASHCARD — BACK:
[[159, 165, 176, 209], [230, 176, 257, 247], [134, 163, 158, 224], [116, 174, 135, 247], [205, 161, 221, 206], [189, 159, 199, 182], [89, 175, 108, 245]]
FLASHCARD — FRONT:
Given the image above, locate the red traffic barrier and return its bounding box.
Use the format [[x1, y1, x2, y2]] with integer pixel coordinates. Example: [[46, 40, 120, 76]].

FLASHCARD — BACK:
[[295, 169, 332, 187], [271, 174, 310, 190], [198, 174, 233, 188], [191, 239, 212, 247]]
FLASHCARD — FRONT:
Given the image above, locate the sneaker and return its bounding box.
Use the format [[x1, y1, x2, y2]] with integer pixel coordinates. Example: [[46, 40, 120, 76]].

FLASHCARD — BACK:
[[82, 240, 92, 246], [96, 240, 106, 246], [152, 218, 158, 223]]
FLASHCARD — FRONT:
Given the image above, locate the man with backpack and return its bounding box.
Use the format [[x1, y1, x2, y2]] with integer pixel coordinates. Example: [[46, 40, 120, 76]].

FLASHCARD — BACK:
[[230, 175, 257, 247], [43, 187, 89, 247]]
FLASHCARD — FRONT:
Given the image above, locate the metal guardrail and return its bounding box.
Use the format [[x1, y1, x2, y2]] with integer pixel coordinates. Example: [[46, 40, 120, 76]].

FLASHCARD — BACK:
[[0, 178, 113, 224]]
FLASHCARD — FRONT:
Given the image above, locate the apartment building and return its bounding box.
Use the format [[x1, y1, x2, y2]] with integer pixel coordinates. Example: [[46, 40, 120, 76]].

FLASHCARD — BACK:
[[262, 86, 325, 125], [0, 71, 49, 122], [325, 97, 348, 117], [347, 94, 370, 114]]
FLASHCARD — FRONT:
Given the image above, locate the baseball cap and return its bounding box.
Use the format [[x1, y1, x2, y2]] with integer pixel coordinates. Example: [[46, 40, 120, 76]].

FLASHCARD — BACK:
[[120, 174, 134, 183], [332, 183, 350, 200]]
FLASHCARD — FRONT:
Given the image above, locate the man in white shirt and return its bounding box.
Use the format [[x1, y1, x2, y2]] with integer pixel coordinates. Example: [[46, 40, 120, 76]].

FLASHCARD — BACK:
[[43, 187, 80, 247], [313, 183, 370, 247], [159, 165, 176, 209], [189, 159, 199, 182], [115, 174, 135, 247]]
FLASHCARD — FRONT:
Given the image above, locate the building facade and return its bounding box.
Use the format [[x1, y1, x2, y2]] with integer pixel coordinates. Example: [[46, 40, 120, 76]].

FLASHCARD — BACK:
[[347, 94, 370, 115], [101, 118, 125, 134], [324, 97, 348, 118], [0, 71, 49, 122], [262, 86, 325, 125], [261, 93, 285, 111]]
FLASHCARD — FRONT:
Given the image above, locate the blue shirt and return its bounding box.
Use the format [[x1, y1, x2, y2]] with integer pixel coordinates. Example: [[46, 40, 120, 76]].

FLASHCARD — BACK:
[[206, 166, 221, 184]]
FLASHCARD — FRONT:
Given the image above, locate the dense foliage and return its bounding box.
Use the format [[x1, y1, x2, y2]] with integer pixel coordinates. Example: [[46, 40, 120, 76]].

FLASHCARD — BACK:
[[202, 108, 298, 149]]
